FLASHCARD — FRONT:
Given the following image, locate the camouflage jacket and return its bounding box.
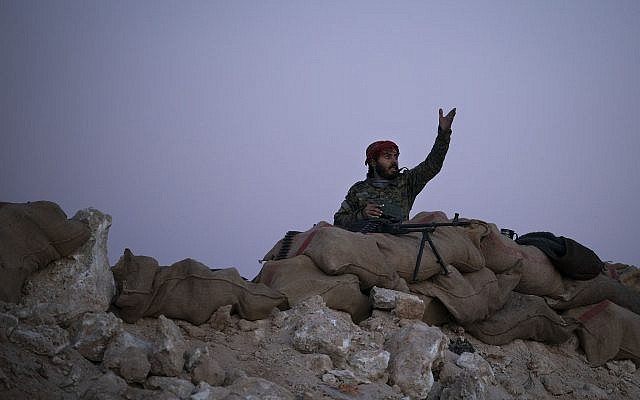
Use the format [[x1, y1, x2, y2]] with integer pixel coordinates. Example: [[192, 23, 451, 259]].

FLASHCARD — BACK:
[[333, 129, 451, 228]]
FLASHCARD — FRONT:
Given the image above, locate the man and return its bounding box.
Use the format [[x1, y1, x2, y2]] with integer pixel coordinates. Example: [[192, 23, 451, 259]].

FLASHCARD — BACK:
[[333, 108, 456, 229]]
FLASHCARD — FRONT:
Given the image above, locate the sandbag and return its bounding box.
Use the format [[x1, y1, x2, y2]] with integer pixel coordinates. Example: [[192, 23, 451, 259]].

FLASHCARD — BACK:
[[302, 226, 402, 290], [545, 274, 640, 315], [0, 201, 90, 303], [563, 300, 640, 366], [112, 251, 287, 324], [465, 292, 576, 345], [408, 266, 520, 325], [254, 255, 371, 322], [299, 213, 486, 288], [262, 222, 332, 261], [514, 245, 564, 297], [409, 292, 451, 325], [480, 223, 525, 273], [604, 262, 640, 293], [111, 249, 160, 322]]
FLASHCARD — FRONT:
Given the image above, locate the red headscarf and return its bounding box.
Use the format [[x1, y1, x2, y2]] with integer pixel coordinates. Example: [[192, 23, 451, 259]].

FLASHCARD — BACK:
[[365, 140, 399, 165]]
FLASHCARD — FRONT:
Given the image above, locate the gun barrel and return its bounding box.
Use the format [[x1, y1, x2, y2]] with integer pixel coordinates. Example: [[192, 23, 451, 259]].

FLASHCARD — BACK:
[[396, 221, 472, 229]]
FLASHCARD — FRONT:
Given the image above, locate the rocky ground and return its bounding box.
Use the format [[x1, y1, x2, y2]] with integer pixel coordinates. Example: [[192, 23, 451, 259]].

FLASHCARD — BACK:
[[2, 291, 640, 400], [1, 207, 639, 399]]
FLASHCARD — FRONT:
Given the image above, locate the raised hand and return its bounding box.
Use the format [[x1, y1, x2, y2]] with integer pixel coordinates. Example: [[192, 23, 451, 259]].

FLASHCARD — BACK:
[[438, 107, 456, 132]]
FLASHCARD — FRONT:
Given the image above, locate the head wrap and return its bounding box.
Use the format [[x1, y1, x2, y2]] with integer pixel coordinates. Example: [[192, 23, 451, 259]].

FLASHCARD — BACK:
[[365, 140, 399, 165]]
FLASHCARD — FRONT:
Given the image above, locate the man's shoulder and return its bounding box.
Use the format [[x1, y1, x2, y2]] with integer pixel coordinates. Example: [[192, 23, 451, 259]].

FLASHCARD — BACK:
[[349, 180, 370, 191], [347, 180, 372, 192]]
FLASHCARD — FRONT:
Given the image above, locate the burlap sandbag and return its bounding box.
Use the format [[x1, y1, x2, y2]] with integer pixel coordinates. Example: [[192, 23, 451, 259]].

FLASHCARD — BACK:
[[302, 226, 401, 290], [563, 300, 640, 366], [262, 222, 332, 261], [514, 245, 564, 297], [545, 274, 640, 315], [604, 262, 640, 293], [0, 201, 90, 303], [408, 266, 520, 325], [254, 255, 370, 322], [112, 251, 287, 324], [111, 249, 160, 323], [465, 292, 576, 345], [409, 292, 451, 325], [480, 223, 525, 273]]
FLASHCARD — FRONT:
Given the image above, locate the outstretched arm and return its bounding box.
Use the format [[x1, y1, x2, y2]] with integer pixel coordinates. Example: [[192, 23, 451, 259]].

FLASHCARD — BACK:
[[405, 107, 456, 199]]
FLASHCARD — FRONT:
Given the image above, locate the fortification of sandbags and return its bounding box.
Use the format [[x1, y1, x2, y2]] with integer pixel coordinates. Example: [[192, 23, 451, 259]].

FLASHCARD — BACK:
[[2, 201, 640, 399], [259, 209, 640, 369]]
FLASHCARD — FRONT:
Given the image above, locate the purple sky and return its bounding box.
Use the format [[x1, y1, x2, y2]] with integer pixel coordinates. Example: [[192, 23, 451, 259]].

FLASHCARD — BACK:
[[2, 1, 639, 278]]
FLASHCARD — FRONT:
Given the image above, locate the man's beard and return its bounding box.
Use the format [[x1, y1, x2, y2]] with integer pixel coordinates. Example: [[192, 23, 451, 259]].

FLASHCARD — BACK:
[[375, 163, 399, 180]]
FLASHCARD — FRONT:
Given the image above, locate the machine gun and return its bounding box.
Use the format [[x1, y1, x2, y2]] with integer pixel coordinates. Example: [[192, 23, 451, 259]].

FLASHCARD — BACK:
[[350, 213, 471, 281]]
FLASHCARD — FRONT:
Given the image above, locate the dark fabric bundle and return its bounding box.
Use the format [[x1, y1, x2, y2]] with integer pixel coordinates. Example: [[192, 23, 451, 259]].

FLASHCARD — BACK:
[[517, 231, 603, 280]]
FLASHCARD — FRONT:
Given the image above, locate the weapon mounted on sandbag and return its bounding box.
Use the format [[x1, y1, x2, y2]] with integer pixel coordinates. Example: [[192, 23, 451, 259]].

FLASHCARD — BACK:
[[349, 213, 471, 282]]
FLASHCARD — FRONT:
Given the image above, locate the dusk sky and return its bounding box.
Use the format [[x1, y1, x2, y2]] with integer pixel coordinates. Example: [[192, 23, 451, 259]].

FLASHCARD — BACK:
[[2, 1, 639, 278]]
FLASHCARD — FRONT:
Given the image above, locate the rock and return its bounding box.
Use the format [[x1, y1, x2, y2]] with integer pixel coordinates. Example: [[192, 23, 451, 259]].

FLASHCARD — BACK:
[[190, 349, 225, 387], [208, 304, 232, 331], [573, 382, 609, 399], [0, 312, 18, 342], [438, 359, 463, 385], [237, 319, 257, 331], [427, 381, 443, 400], [69, 311, 123, 362], [439, 352, 494, 400], [224, 368, 248, 386], [440, 370, 487, 400], [304, 353, 334, 375], [321, 373, 339, 387], [184, 344, 206, 372], [455, 352, 495, 385], [81, 371, 128, 399], [370, 286, 425, 319], [606, 359, 637, 376], [370, 286, 399, 310], [21, 208, 116, 324], [150, 315, 186, 377], [541, 374, 571, 396], [9, 324, 69, 356], [386, 320, 446, 399], [103, 331, 152, 383], [13, 303, 69, 327], [359, 309, 400, 340], [327, 368, 369, 385], [225, 376, 295, 399], [145, 376, 195, 399], [291, 296, 355, 367], [190, 382, 230, 400], [347, 348, 390, 382]]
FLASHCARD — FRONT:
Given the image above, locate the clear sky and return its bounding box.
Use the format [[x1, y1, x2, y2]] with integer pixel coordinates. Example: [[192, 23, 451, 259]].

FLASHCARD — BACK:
[[2, 1, 639, 278]]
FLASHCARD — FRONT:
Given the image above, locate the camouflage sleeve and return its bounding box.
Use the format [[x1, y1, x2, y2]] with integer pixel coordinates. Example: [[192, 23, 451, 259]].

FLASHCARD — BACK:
[[405, 127, 451, 199], [333, 187, 366, 228]]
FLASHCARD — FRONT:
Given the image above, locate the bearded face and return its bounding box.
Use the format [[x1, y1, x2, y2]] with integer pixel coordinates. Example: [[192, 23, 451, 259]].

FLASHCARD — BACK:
[[374, 150, 399, 179]]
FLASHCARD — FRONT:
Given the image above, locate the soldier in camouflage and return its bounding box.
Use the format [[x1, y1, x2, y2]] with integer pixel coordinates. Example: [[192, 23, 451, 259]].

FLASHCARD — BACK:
[[333, 108, 456, 229]]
